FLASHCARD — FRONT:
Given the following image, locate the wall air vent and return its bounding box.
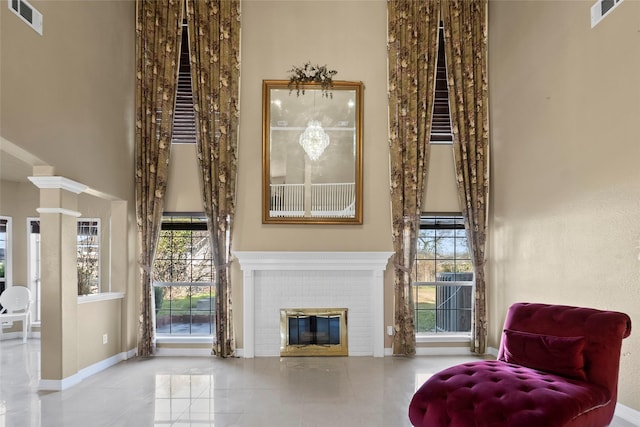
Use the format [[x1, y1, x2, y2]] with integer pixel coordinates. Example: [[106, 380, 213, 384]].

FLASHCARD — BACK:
[[591, 0, 624, 28], [7, 0, 43, 35]]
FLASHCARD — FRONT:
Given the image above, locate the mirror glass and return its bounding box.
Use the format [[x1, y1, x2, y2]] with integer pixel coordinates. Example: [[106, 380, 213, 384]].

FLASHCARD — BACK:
[[262, 80, 363, 224]]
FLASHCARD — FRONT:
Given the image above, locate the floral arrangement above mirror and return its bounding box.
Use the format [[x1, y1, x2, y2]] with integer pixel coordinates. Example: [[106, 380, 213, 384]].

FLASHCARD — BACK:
[[287, 62, 338, 98]]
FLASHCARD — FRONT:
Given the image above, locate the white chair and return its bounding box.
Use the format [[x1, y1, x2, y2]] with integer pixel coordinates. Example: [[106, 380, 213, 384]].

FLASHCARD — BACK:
[[0, 286, 32, 343]]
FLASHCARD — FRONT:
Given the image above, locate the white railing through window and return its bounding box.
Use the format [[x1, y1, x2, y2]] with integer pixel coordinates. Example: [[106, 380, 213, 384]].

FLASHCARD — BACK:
[[270, 182, 355, 218]]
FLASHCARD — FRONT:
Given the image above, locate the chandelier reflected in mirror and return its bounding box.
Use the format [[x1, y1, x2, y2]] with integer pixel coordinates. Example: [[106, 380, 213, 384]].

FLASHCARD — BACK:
[[299, 120, 330, 161]]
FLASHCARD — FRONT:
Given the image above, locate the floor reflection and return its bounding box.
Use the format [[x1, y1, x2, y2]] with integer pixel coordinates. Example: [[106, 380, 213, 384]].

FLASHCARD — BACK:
[[414, 373, 433, 392], [155, 374, 215, 426]]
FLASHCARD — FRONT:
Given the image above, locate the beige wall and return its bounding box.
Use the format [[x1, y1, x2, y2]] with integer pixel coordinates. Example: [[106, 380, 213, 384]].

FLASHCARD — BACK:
[[489, 0, 640, 410], [0, 0, 135, 200], [425, 144, 461, 213], [164, 144, 203, 212], [77, 299, 122, 368]]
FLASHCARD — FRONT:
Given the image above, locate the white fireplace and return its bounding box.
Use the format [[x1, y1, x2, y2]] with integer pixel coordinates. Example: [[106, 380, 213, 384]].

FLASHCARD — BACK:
[[233, 251, 392, 358]]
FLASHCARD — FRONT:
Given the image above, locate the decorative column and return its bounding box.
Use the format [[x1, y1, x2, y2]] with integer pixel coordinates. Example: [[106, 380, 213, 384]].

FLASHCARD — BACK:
[[28, 173, 87, 389]]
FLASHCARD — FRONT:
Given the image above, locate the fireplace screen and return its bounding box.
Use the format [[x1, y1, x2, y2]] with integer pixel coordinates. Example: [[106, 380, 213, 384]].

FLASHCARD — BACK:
[[280, 308, 348, 356]]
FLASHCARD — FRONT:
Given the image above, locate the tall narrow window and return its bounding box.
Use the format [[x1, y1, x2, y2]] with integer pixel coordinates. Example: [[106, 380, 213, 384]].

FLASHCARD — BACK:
[[413, 215, 473, 335], [28, 219, 41, 322], [0, 217, 10, 300], [430, 25, 452, 144], [153, 214, 214, 336], [77, 219, 100, 295]]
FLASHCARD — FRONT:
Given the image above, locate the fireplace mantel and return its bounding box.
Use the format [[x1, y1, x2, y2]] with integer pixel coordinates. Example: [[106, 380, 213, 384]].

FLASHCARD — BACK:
[[234, 251, 392, 358], [233, 251, 393, 271]]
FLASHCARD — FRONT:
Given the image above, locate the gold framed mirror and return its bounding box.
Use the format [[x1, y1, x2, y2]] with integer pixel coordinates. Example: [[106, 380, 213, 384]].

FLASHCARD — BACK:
[[262, 80, 363, 224]]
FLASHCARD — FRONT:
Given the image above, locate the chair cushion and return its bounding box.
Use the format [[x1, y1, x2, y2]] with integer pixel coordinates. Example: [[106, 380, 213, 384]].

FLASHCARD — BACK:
[[501, 329, 587, 381], [408, 360, 611, 427]]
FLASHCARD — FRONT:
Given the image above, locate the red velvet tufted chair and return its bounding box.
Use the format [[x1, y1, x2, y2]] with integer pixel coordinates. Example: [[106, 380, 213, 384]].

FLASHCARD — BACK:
[[409, 302, 632, 427]]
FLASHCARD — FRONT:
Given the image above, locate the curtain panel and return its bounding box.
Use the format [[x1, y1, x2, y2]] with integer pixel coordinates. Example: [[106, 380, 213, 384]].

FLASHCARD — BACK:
[[186, 0, 241, 358], [387, 0, 441, 356], [135, 0, 183, 357], [442, 0, 490, 354]]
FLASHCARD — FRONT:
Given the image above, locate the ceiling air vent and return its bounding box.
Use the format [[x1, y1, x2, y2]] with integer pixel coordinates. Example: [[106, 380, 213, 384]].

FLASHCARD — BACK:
[[591, 0, 624, 28], [7, 0, 43, 35]]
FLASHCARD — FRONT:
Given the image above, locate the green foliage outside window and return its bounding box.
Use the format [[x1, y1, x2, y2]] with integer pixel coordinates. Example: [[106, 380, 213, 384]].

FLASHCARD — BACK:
[[153, 216, 215, 335]]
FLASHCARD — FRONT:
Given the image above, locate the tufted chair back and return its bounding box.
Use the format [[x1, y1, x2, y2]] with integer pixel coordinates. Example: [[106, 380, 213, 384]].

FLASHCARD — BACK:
[[497, 302, 632, 421]]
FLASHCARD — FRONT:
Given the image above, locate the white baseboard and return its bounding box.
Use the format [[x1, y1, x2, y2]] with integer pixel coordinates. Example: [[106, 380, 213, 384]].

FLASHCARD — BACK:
[[39, 348, 136, 391], [155, 347, 214, 357], [156, 336, 213, 345], [616, 403, 640, 426]]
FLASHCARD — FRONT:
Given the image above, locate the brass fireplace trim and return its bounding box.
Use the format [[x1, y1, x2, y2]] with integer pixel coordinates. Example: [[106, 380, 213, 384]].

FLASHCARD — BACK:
[[280, 308, 348, 357]]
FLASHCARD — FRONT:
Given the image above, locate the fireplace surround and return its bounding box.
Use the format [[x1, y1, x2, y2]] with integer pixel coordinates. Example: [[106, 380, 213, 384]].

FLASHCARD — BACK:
[[234, 251, 393, 358]]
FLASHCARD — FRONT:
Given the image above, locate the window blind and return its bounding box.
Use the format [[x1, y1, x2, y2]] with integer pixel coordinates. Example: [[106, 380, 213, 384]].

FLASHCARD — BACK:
[[172, 26, 197, 144], [430, 28, 453, 143]]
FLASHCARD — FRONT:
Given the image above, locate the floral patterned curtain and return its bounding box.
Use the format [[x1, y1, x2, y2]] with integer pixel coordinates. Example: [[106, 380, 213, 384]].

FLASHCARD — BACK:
[[186, 0, 241, 358], [135, 0, 183, 357], [442, 0, 490, 354], [387, 0, 440, 356]]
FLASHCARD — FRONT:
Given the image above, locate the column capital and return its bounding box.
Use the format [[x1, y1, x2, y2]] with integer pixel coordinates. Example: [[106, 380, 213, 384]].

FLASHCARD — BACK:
[[28, 176, 88, 194], [36, 207, 82, 217]]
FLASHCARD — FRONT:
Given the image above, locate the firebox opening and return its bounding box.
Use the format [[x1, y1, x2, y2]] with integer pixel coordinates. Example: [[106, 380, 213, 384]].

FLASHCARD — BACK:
[[280, 308, 348, 356], [288, 315, 341, 345]]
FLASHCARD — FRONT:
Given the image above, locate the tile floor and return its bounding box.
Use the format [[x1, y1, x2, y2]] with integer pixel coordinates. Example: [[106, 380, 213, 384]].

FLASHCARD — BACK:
[[0, 339, 637, 427]]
